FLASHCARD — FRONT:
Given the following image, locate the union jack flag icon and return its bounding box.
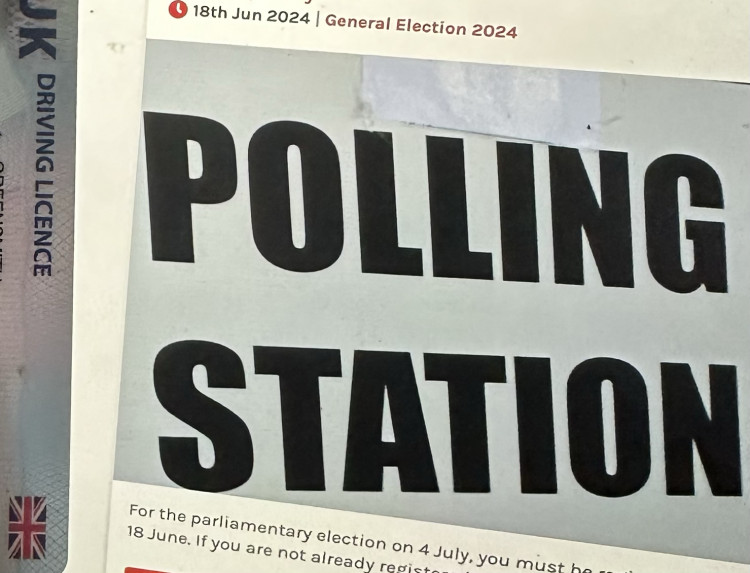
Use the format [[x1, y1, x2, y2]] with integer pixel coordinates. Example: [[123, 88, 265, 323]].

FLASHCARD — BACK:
[[8, 496, 46, 560]]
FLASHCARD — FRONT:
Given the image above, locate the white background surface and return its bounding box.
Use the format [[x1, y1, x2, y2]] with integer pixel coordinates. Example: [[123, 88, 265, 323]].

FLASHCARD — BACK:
[[70, 1, 750, 571], [147, 0, 750, 81], [69, 0, 146, 570], [106, 481, 750, 573]]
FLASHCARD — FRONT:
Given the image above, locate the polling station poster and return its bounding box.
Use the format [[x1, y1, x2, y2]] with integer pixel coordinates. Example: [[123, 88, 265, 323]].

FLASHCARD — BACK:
[[109, 36, 750, 565]]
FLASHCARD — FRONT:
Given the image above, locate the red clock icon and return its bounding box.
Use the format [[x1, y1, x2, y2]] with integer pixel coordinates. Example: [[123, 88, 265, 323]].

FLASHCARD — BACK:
[[169, 0, 188, 18]]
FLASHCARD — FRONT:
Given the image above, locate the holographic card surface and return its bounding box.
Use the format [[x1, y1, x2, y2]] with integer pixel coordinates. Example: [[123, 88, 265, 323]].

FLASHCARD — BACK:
[[0, 1, 76, 571]]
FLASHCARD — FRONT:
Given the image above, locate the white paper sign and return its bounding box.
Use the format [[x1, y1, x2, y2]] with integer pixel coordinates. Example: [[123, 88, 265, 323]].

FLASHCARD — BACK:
[[111, 39, 750, 564]]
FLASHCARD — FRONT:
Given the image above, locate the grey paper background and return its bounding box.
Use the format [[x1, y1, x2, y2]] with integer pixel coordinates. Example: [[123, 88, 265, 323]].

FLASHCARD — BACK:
[[115, 40, 750, 563]]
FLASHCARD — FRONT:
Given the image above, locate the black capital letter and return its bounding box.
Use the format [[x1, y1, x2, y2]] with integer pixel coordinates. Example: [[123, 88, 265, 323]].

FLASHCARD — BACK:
[[20, 0, 56, 18], [254, 346, 342, 491], [645, 154, 727, 293], [427, 136, 493, 280], [155, 340, 253, 492], [662, 363, 741, 496], [424, 353, 505, 492], [143, 113, 237, 263], [249, 121, 343, 272], [19, 28, 56, 59], [568, 358, 650, 497], [497, 142, 539, 282], [550, 147, 633, 287], [515, 357, 557, 493], [344, 351, 438, 492], [355, 130, 423, 276]]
